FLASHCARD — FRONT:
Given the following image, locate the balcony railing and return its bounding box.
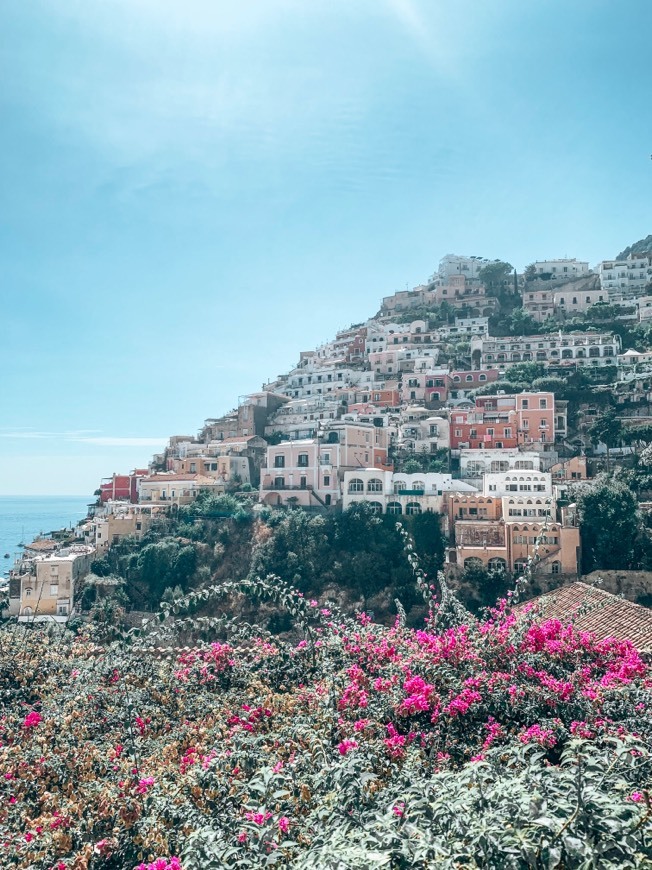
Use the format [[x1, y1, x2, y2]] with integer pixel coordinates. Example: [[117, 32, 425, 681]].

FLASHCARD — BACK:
[[262, 484, 314, 492]]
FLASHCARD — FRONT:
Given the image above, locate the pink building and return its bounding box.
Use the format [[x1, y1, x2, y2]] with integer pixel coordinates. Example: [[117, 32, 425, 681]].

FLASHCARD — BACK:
[[99, 469, 148, 504], [260, 422, 391, 508], [450, 392, 558, 451]]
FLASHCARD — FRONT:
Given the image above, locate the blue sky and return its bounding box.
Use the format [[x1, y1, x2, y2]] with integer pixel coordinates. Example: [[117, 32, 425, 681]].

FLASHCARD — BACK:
[[1, 0, 651, 495]]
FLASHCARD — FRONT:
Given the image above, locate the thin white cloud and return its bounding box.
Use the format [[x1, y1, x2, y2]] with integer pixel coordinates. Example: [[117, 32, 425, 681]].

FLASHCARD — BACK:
[[0, 430, 166, 448], [72, 436, 168, 448]]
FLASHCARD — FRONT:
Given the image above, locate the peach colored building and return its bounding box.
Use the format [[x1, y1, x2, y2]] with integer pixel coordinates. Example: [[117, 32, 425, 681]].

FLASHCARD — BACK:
[[5, 544, 95, 623], [138, 473, 222, 505], [452, 518, 579, 577]]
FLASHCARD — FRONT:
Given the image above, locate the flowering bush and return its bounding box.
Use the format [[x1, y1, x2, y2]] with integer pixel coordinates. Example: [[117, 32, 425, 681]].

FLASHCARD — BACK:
[[0, 571, 651, 868]]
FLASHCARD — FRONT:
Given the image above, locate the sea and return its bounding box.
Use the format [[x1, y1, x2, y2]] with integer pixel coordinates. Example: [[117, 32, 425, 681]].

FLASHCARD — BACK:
[[0, 495, 92, 577]]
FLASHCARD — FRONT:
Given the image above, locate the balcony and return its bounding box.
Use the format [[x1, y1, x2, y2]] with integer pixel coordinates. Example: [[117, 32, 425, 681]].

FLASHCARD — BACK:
[[262, 484, 314, 492]]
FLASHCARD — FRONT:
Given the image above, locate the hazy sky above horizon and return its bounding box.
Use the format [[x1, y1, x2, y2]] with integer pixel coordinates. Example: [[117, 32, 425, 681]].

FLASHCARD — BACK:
[[1, 0, 651, 495]]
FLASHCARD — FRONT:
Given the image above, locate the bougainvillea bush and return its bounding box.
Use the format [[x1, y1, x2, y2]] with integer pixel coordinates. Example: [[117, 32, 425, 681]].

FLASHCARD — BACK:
[[1, 571, 652, 869]]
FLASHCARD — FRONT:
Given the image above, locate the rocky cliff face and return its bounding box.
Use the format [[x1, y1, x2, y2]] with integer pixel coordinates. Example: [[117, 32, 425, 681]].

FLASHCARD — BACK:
[[617, 235, 652, 259]]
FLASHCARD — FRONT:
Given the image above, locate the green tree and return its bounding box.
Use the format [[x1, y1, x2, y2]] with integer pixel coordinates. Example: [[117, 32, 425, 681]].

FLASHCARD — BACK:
[[411, 512, 446, 579], [478, 261, 514, 298], [576, 475, 643, 572], [524, 263, 537, 282], [506, 308, 540, 336], [587, 408, 623, 471]]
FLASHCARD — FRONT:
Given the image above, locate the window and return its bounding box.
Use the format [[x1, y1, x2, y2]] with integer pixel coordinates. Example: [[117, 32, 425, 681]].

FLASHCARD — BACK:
[[349, 478, 364, 493], [406, 502, 422, 515], [367, 478, 383, 493], [539, 398, 547, 409], [324, 475, 330, 486], [479, 374, 487, 381], [24, 587, 33, 597], [297, 453, 309, 468], [274, 476, 285, 488], [50, 584, 58, 596], [393, 481, 406, 494], [522, 399, 529, 409], [387, 502, 402, 515], [274, 455, 285, 468], [300, 476, 307, 489]]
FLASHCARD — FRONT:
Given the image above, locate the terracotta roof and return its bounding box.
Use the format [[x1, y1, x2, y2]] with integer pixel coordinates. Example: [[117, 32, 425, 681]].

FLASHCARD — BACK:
[[518, 582, 652, 652], [23, 539, 59, 552], [219, 436, 259, 443]]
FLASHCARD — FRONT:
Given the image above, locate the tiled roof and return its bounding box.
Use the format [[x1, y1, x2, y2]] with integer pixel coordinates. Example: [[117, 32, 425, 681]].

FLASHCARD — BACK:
[[23, 539, 59, 552], [518, 582, 652, 652]]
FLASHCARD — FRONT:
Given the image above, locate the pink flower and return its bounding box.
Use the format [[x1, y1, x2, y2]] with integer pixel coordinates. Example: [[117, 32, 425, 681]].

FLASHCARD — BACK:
[[392, 803, 405, 817], [135, 776, 155, 795], [22, 711, 42, 729], [338, 738, 358, 755], [237, 832, 247, 843], [278, 816, 290, 833], [245, 810, 272, 825], [630, 791, 644, 802]]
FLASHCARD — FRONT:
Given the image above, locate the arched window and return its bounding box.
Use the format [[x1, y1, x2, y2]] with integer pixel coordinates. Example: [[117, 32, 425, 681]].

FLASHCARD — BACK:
[[488, 557, 507, 572], [21, 607, 33, 617], [406, 502, 422, 515], [367, 478, 383, 493], [465, 374, 473, 382], [393, 481, 406, 494], [24, 587, 33, 597], [514, 559, 528, 575], [348, 478, 364, 493], [411, 480, 425, 492], [479, 374, 487, 381], [551, 560, 561, 574], [387, 502, 403, 515], [367, 501, 383, 515]]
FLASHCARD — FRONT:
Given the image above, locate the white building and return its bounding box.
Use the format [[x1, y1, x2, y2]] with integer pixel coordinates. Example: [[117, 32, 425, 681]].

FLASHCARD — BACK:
[[531, 259, 590, 279], [437, 317, 489, 339], [342, 469, 477, 516], [471, 332, 620, 371], [637, 296, 652, 323], [459, 449, 542, 480], [483, 470, 552, 498], [438, 255, 491, 281], [598, 255, 652, 301]]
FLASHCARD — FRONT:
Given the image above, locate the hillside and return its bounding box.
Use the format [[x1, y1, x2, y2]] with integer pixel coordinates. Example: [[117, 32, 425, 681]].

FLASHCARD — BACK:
[[617, 234, 652, 259]]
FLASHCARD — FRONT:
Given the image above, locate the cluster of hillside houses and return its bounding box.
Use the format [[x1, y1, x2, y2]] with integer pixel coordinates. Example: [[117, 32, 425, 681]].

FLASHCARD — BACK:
[[6, 252, 652, 623]]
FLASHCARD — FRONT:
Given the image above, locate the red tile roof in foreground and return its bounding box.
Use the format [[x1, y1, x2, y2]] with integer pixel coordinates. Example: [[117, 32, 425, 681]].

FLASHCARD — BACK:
[[517, 582, 652, 652]]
